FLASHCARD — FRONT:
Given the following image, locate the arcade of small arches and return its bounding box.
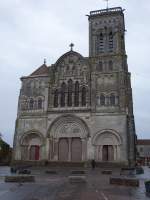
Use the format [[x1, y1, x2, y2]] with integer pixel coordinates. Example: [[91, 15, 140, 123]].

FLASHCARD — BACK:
[[97, 93, 119, 106], [20, 96, 44, 111], [53, 79, 87, 108], [19, 117, 122, 163]]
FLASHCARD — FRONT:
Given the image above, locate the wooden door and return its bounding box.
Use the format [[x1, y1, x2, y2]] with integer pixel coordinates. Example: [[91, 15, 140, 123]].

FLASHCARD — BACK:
[[102, 145, 108, 161], [71, 138, 82, 162], [102, 145, 114, 161], [30, 145, 40, 160], [108, 145, 114, 161], [58, 138, 68, 161]]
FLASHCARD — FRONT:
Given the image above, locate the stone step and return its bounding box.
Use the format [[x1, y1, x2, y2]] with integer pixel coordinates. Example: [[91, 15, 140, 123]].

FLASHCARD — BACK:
[[68, 176, 86, 183], [110, 176, 139, 187], [71, 170, 86, 175], [5, 175, 35, 183], [102, 170, 112, 175]]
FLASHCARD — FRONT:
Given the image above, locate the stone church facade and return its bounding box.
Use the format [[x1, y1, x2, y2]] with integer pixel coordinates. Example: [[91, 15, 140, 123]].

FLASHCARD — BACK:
[[13, 7, 136, 166]]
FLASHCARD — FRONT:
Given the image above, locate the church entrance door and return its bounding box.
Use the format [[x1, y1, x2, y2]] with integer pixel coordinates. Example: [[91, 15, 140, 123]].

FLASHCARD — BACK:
[[71, 138, 82, 161], [58, 138, 69, 161], [102, 145, 114, 161], [29, 145, 40, 160]]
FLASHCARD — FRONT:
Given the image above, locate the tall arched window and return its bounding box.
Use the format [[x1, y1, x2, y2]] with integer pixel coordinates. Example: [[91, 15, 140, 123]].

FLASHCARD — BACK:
[[54, 89, 58, 108], [98, 33, 104, 53], [38, 98, 42, 109], [74, 81, 79, 107], [68, 79, 73, 107], [61, 83, 66, 107], [110, 93, 115, 106], [81, 87, 86, 106], [109, 32, 113, 52], [29, 98, 34, 110], [100, 94, 105, 106], [108, 60, 113, 71], [96, 61, 103, 72]]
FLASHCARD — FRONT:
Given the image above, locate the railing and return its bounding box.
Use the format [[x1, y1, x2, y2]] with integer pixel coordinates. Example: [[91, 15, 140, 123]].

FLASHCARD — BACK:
[[90, 7, 123, 16]]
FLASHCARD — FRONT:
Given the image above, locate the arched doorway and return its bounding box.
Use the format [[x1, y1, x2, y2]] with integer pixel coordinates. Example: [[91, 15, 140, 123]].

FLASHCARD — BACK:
[[48, 115, 89, 162], [20, 132, 43, 161], [102, 145, 114, 161], [93, 130, 122, 162], [58, 138, 69, 161], [71, 138, 82, 161]]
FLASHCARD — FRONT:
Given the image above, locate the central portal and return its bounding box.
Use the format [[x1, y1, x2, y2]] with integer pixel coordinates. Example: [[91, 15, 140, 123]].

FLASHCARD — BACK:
[[58, 137, 82, 162]]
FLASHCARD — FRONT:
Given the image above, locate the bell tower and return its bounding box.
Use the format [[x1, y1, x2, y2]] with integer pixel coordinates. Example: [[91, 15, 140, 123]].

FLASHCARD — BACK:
[[89, 7, 125, 57], [88, 7, 136, 166]]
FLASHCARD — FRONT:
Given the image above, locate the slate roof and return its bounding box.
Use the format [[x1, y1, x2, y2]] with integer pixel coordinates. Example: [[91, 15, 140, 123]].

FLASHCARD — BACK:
[[137, 140, 150, 145], [30, 64, 49, 76]]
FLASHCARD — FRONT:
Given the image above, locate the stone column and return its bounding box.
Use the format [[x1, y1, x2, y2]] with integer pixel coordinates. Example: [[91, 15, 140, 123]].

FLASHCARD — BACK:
[[87, 137, 94, 160], [72, 93, 75, 107], [81, 138, 87, 161], [117, 145, 121, 161], [68, 138, 72, 161], [48, 139, 52, 160], [54, 138, 59, 161], [99, 146, 103, 161], [44, 87, 49, 111], [114, 145, 117, 161]]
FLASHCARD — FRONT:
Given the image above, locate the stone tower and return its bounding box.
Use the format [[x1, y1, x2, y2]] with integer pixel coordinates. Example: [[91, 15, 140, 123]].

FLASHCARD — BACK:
[[88, 7, 136, 165], [12, 7, 136, 167]]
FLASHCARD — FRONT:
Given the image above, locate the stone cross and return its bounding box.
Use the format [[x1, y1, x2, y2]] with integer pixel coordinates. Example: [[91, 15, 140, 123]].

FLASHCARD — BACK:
[[44, 58, 46, 65], [104, 0, 109, 9], [69, 43, 74, 51]]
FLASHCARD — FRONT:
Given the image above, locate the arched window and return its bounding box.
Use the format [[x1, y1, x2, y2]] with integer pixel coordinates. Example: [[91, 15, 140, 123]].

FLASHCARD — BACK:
[[96, 61, 103, 72], [67, 79, 73, 107], [110, 93, 115, 106], [100, 94, 105, 106], [108, 60, 113, 71], [54, 89, 58, 108], [29, 98, 34, 110], [74, 81, 79, 107], [61, 82, 66, 107], [81, 87, 86, 106], [98, 33, 104, 53], [38, 98, 42, 109], [109, 32, 113, 52]]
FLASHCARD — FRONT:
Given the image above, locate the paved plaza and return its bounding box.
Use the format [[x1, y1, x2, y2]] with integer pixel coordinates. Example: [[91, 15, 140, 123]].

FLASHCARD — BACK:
[[0, 166, 149, 200]]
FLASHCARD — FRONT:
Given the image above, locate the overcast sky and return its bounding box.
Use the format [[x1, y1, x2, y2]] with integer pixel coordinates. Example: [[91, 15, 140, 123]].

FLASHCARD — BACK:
[[0, 0, 150, 146]]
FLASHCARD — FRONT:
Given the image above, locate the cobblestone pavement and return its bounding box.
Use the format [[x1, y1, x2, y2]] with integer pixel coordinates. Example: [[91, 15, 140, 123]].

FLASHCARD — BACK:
[[0, 166, 149, 200]]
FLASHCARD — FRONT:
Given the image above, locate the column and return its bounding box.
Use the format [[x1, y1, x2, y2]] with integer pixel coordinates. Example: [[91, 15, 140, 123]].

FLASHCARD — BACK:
[[54, 138, 59, 161], [99, 146, 102, 161], [48, 139, 52, 160], [113, 145, 117, 161], [81, 138, 87, 161], [68, 138, 72, 161]]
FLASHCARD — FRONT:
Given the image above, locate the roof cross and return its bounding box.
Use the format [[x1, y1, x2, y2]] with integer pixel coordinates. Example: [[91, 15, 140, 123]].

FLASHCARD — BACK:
[[44, 58, 47, 65], [69, 43, 74, 51], [104, 0, 109, 9]]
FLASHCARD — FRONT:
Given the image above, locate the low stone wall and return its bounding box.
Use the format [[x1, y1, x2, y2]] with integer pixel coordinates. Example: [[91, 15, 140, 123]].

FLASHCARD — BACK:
[[110, 176, 139, 187], [45, 170, 57, 174], [5, 175, 35, 183], [71, 170, 86, 175], [102, 170, 112, 175], [11, 160, 86, 167], [68, 176, 86, 183]]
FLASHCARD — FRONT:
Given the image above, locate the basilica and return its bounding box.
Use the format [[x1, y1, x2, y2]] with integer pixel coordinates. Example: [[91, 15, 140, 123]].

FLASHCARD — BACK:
[[13, 7, 136, 166]]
